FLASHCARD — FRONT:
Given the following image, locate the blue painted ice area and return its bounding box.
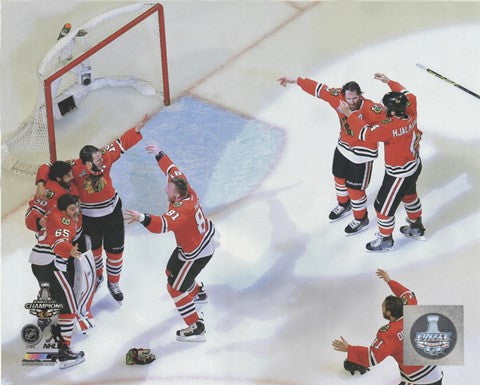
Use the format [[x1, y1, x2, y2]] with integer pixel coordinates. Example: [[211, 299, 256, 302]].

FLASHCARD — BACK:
[[111, 96, 284, 216]]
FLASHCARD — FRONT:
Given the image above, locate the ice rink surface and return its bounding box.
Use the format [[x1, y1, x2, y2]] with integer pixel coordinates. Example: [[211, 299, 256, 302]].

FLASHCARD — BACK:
[[2, 1, 480, 385]]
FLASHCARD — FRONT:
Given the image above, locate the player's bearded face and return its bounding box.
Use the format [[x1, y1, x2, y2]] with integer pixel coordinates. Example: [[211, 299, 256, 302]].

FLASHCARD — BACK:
[[381, 300, 389, 320], [344, 91, 361, 111], [91, 151, 104, 171], [65, 203, 80, 222], [61, 171, 74, 186]]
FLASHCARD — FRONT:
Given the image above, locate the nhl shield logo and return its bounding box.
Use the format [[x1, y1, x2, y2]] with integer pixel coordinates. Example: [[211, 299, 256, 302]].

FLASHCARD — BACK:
[[21, 324, 42, 346], [410, 313, 457, 359]]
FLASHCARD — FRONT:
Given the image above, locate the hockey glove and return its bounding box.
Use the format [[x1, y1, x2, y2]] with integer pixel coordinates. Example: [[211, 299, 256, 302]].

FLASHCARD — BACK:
[[344, 360, 370, 375], [126, 348, 156, 365]]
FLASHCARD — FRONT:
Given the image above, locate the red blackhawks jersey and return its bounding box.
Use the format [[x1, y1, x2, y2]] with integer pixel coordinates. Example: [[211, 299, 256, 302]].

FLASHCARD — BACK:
[[142, 153, 220, 261], [36, 127, 142, 217], [25, 180, 80, 233], [29, 207, 82, 272], [296, 77, 386, 163], [347, 81, 422, 177], [347, 280, 443, 384]]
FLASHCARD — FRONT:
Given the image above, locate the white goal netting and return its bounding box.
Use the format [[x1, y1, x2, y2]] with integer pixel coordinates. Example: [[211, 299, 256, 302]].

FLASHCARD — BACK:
[[2, 2, 168, 176]]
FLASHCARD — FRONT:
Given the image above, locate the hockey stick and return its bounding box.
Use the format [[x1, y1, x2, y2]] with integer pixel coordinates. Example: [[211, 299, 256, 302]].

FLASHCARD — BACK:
[[416, 63, 480, 100]]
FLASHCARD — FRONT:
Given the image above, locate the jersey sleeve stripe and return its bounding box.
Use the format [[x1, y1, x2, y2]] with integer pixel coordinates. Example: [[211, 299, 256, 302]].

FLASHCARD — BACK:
[[161, 216, 168, 232], [359, 125, 369, 141], [166, 164, 175, 176], [315, 82, 324, 98], [116, 138, 126, 154], [368, 347, 377, 366]]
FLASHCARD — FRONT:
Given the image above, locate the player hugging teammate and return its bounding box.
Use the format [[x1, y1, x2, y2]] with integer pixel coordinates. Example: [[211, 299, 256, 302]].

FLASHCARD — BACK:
[[279, 72, 426, 252]]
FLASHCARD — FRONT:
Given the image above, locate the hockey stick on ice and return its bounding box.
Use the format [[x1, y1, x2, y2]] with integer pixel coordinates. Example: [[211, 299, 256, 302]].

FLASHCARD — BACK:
[[416, 63, 480, 100]]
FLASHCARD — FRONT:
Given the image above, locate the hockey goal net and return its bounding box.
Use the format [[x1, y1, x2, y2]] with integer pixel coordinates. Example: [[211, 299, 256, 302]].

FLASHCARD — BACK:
[[2, 2, 170, 176]]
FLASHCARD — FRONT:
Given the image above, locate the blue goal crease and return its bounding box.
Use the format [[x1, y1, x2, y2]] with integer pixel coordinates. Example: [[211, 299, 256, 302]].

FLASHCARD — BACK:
[[111, 96, 284, 219]]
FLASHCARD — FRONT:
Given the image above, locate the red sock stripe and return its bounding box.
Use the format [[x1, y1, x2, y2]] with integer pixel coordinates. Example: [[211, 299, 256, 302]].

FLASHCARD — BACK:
[[167, 284, 200, 325]]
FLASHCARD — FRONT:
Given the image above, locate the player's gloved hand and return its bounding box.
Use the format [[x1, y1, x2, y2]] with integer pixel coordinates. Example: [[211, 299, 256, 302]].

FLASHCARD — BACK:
[[126, 348, 156, 365], [344, 360, 370, 375], [36, 183, 47, 200], [277, 76, 296, 87], [123, 209, 144, 224], [134, 114, 150, 133], [145, 144, 161, 155], [70, 244, 81, 258]]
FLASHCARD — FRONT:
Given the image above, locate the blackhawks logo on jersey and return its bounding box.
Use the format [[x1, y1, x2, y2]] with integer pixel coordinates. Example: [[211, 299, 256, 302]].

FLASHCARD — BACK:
[[83, 175, 106, 194], [173, 202, 183, 208], [371, 104, 383, 114], [379, 324, 390, 332], [61, 217, 71, 225], [382, 118, 393, 124], [45, 189, 55, 199]]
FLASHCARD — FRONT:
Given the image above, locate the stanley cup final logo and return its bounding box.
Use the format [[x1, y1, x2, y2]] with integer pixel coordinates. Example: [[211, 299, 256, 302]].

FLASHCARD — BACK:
[[411, 313, 457, 358], [21, 282, 62, 366]]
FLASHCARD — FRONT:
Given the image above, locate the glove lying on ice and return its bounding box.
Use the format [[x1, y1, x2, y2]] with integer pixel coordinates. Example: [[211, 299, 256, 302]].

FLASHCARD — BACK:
[[344, 360, 370, 375], [126, 348, 156, 365]]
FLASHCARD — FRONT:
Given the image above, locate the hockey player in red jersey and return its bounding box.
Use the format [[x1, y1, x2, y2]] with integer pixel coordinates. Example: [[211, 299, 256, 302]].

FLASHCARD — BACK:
[[36, 114, 150, 302], [29, 194, 85, 369], [338, 73, 425, 252], [332, 269, 443, 384], [28, 161, 96, 333], [278, 76, 385, 235], [124, 144, 220, 342], [27, 161, 79, 234]]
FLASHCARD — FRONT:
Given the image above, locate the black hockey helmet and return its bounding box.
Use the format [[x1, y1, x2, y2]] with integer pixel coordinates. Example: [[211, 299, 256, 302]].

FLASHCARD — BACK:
[[382, 92, 407, 114]]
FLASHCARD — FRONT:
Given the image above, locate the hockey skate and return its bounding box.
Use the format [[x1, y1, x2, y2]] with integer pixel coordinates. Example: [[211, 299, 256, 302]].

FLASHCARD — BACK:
[[51, 324, 85, 369], [194, 282, 208, 304], [176, 319, 206, 342], [329, 201, 351, 222], [107, 281, 124, 303], [400, 217, 426, 241], [365, 233, 394, 253], [58, 345, 85, 369], [344, 215, 369, 236]]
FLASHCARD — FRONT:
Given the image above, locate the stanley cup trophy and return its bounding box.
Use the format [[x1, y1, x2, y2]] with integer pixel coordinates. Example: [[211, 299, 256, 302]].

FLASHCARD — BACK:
[[426, 315, 440, 333]]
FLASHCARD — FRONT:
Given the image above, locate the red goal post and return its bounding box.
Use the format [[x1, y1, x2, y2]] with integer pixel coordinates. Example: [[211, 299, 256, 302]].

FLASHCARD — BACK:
[[2, 3, 170, 176]]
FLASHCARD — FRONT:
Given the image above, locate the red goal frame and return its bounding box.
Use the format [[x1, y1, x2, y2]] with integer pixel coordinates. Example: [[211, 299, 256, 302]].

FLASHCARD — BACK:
[[44, 3, 170, 163]]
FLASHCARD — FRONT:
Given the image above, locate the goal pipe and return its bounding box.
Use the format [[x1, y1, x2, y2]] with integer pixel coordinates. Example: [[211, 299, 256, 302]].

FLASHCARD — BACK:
[[45, 3, 170, 163]]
